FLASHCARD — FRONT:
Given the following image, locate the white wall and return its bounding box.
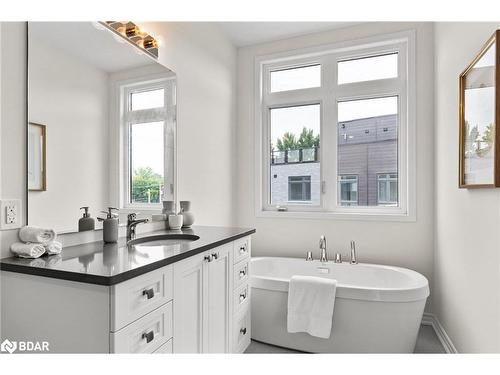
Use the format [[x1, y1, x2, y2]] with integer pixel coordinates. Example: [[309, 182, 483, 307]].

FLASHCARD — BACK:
[[0, 22, 237, 258], [236, 23, 435, 309], [434, 22, 500, 353], [28, 37, 109, 233]]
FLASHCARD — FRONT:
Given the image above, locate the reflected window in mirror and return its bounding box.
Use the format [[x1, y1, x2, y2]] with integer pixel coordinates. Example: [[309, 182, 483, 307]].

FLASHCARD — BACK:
[[121, 78, 176, 209]]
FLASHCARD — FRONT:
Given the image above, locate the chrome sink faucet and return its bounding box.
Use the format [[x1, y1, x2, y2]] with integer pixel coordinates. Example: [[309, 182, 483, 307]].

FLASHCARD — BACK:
[[126, 213, 149, 241], [319, 235, 328, 262]]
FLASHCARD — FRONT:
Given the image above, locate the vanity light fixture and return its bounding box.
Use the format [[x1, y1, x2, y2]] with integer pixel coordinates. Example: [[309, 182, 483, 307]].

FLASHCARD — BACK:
[[100, 21, 159, 59]]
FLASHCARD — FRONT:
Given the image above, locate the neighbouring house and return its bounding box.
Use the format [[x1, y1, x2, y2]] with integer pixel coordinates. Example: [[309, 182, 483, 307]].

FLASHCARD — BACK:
[[270, 114, 398, 207]]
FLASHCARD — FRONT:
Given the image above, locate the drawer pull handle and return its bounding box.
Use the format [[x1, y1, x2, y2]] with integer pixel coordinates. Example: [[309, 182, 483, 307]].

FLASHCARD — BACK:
[[239, 269, 246, 278], [240, 327, 247, 335], [142, 331, 154, 343], [204, 255, 213, 263], [211, 252, 219, 260], [239, 292, 247, 302], [239, 245, 247, 254], [143, 288, 155, 300]]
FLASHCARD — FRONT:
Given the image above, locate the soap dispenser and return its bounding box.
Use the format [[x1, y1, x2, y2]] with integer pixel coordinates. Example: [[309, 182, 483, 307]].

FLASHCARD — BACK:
[[98, 207, 119, 243], [78, 207, 95, 232]]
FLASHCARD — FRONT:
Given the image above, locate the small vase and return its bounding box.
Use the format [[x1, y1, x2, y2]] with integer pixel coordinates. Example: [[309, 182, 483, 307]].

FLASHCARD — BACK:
[[168, 214, 183, 230], [162, 201, 175, 229], [180, 201, 195, 228]]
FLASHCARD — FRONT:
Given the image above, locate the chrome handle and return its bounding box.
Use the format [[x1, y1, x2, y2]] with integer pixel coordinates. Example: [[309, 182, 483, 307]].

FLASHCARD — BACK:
[[239, 245, 247, 254], [211, 252, 219, 260], [204, 255, 213, 262], [239, 292, 247, 302], [240, 327, 247, 335], [239, 268, 246, 278], [142, 331, 154, 343], [142, 288, 155, 300]]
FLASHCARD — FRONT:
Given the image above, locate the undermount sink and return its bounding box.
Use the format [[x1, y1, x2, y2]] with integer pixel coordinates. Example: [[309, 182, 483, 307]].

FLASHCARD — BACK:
[[128, 234, 200, 247]]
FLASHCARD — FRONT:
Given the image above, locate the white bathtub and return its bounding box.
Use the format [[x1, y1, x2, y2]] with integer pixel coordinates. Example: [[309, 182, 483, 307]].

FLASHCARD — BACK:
[[250, 257, 430, 353]]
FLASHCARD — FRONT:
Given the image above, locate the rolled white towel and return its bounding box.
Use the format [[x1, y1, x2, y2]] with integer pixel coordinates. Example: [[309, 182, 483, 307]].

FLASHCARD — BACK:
[[19, 226, 56, 245], [10, 242, 46, 259], [44, 241, 62, 255]]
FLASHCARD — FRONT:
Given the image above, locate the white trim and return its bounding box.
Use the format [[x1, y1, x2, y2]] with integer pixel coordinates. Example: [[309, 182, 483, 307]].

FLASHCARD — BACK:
[[421, 313, 458, 354], [254, 30, 416, 222]]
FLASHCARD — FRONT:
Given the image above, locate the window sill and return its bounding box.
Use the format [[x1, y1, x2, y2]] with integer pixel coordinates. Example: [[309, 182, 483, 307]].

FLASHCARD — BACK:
[[255, 209, 416, 222]]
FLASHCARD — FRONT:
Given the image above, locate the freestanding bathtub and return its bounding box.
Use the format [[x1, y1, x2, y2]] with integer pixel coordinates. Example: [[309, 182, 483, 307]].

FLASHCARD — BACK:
[[250, 257, 429, 353]]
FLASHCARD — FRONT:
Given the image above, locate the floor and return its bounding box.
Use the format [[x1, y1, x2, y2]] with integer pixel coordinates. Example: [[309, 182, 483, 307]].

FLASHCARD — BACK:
[[245, 324, 446, 354]]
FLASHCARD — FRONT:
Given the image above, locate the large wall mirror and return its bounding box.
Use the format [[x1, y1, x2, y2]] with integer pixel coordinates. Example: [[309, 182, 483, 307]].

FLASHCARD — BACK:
[[27, 22, 177, 234]]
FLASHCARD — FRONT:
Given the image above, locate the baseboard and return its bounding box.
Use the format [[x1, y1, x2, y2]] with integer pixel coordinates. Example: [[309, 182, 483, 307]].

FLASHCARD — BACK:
[[421, 313, 458, 354]]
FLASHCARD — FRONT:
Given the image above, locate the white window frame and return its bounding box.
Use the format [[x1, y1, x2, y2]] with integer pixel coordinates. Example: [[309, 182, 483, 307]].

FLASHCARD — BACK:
[[117, 75, 176, 211], [254, 30, 416, 221]]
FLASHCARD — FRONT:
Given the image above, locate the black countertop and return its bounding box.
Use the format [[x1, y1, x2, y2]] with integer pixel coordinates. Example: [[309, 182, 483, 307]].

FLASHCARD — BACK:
[[0, 226, 255, 286]]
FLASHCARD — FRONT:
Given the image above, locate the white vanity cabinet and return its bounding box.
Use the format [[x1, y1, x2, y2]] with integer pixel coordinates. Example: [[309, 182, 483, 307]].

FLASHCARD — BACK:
[[173, 243, 232, 353], [0, 234, 252, 354]]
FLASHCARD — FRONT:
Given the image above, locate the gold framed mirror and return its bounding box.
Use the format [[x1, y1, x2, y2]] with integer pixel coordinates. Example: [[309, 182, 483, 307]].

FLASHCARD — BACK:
[[459, 30, 500, 188]]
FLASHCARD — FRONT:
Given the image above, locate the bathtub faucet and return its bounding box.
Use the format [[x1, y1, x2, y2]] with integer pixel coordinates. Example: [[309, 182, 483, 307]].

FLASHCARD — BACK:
[[319, 235, 328, 262], [350, 240, 358, 264]]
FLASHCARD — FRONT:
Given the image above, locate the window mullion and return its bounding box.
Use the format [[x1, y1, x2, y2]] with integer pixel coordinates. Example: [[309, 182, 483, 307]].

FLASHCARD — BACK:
[[321, 54, 337, 212]]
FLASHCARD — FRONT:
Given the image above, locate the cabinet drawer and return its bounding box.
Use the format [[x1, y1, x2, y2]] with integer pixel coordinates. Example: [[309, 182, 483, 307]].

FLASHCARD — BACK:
[[111, 301, 173, 353], [233, 283, 249, 313], [111, 265, 173, 331], [233, 259, 249, 289], [233, 237, 250, 264], [233, 306, 250, 353], [153, 338, 173, 354]]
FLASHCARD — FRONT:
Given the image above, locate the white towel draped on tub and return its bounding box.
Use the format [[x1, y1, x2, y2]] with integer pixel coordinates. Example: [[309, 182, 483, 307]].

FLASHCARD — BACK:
[[19, 226, 56, 245], [287, 275, 337, 339], [10, 242, 46, 259]]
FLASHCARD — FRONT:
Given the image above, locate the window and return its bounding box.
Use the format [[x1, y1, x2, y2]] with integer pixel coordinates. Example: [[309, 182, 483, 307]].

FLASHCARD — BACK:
[[121, 78, 175, 208], [338, 53, 398, 84], [270, 104, 320, 206], [130, 88, 165, 110], [378, 173, 398, 205], [130, 121, 164, 204], [270, 65, 321, 93], [339, 175, 358, 206], [337, 96, 399, 207], [288, 176, 311, 202], [257, 31, 414, 219]]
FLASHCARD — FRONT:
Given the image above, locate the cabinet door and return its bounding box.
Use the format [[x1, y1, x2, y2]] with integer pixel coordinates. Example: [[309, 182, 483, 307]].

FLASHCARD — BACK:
[[173, 251, 207, 353], [206, 244, 232, 353]]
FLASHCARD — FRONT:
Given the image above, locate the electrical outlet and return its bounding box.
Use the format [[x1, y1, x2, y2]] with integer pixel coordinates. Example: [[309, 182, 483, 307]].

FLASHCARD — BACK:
[[0, 199, 22, 230]]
